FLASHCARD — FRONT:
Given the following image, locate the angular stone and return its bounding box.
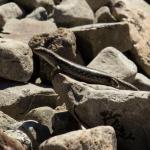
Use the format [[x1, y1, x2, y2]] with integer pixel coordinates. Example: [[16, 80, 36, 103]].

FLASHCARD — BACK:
[[0, 2, 23, 28], [95, 6, 116, 23], [0, 18, 57, 44], [70, 22, 132, 63], [111, 0, 150, 77], [13, 0, 54, 13], [26, 7, 48, 20], [0, 38, 33, 82], [133, 73, 150, 91], [0, 80, 58, 119], [85, 0, 111, 12], [0, 111, 17, 130], [52, 73, 150, 150], [88, 47, 137, 82], [39, 126, 117, 150], [53, 0, 94, 27]]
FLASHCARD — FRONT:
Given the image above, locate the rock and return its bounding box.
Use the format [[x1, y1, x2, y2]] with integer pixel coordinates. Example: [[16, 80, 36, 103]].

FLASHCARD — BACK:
[[85, 0, 111, 12], [10, 120, 50, 149], [26, 7, 48, 20], [0, 38, 33, 82], [4, 129, 32, 150], [29, 28, 84, 84], [13, 0, 54, 14], [0, 18, 57, 44], [0, 2, 23, 28], [25, 106, 80, 136], [52, 73, 150, 150], [53, 0, 94, 27], [0, 80, 58, 119], [0, 129, 28, 150], [133, 73, 150, 91], [0, 111, 17, 130], [70, 22, 132, 63], [39, 126, 117, 150], [95, 6, 116, 23], [88, 47, 137, 82], [111, 0, 150, 77]]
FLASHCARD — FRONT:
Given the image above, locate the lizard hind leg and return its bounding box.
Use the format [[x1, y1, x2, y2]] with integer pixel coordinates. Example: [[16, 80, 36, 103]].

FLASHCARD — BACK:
[[51, 65, 61, 80]]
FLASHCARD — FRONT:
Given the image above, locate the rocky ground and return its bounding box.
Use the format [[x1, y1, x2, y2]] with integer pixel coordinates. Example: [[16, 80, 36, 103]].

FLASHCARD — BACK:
[[0, 0, 150, 150]]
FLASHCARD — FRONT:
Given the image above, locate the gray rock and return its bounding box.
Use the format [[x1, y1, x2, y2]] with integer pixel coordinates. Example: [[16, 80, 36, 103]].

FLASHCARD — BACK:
[[0, 18, 57, 44], [70, 22, 132, 63], [0, 80, 58, 119], [13, 0, 54, 14], [52, 73, 150, 150], [26, 7, 48, 20], [25, 106, 80, 136], [88, 47, 137, 82], [39, 126, 117, 150], [0, 38, 33, 82], [0, 2, 23, 28], [53, 0, 94, 27], [95, 6, 116, 23], [111, 0, 150, 77], [133, 73, 150, 91], [86, 0, 111, 12], [0, 111, 17, 130]]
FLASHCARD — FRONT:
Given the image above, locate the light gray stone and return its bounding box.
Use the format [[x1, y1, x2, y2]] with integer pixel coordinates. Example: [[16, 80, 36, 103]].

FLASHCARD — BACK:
[[0, 111, 17, 130], [88, 47, 137, 82], [95, 6, 116, 23], [111, 0, 150, 77], [52, 73, 150, 150], [0, 38, 33, 82], [86, 0, 111, 12], [53, 0, 94, 27], [70, 22, 132, 63], [39, 126, 117, 150], [0, 80, 58, 119], [0, 2, 23, 28], [0, 18, 57, 44], [26, 7, 48, 20], [133, 73, 150, 91]]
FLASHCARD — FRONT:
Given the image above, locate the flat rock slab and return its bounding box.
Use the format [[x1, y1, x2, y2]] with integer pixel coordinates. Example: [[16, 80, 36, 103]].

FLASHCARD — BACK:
[[88, 47, 137, 82], [0, 80, 58, 119], [39, 126, 117, 150], [0, 18, 57, 43], [70, 22, 132, 62], [0, 38, 33, 82], [52, 73, 150, 150]]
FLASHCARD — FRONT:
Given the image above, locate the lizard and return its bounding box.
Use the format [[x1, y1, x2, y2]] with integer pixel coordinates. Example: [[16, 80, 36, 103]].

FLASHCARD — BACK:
[[30, 45, 138, 91]]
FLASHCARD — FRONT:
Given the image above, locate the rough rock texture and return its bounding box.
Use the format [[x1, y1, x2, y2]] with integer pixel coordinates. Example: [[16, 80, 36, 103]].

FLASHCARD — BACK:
[[88, 47, 137, 82], [71, 22, 132, 63], [29, 28, 84, 84], [133, 73, 150, 91], [52, 73, 150, 150], [85, 0, 111, 12], [26, 7, 48, 20], [0, 18, 57, 43], [53, 0, 94, 27], [0, 80, 58, 119], [0, 111, 17, 130], [0, 2, 23, 28], [13, 0, 54, 13], [39, 126, 117, 150], [0, 38, 33, 82], [26, 106, 79, 136], [111, 0, 150, 77]]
